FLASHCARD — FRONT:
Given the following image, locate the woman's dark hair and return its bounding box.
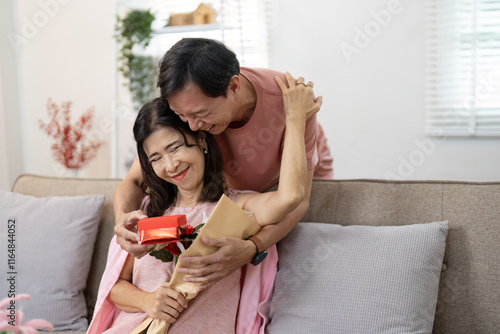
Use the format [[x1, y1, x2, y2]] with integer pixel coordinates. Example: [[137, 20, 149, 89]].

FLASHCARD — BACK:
[[133, 98, 225, 217], [158, 38, 240, 99]]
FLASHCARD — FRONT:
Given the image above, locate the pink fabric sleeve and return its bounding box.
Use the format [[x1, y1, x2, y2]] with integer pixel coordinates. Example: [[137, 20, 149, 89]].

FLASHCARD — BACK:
[[313, 123, 334, 179], [237, 245, 278, 334], [87, 196, 150, 333], [86, 237, 128, 334]]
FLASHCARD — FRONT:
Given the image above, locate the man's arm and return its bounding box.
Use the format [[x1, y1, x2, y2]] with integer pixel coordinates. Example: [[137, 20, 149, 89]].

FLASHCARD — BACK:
[[113, 157, 150, 258], [177, 168, 314, 290]]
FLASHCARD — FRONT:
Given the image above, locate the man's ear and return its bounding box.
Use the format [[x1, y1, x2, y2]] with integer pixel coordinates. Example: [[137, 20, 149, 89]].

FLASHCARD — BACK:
[[227, 75, 240, 94]]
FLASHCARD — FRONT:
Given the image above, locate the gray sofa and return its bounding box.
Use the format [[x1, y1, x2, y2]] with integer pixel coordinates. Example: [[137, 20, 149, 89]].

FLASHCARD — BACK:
[[11, 174, 500, 333]]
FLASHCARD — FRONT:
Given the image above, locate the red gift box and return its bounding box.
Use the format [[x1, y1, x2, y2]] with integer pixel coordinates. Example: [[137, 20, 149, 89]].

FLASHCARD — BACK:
[[138, 215, 187, 245]]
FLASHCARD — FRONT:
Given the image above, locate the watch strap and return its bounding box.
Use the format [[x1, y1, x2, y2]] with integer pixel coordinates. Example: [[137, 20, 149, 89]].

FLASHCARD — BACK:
[[247, 236, 265, 254]]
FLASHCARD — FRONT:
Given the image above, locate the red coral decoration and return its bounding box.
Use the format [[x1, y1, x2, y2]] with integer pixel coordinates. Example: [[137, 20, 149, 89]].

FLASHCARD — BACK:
[[38, 98, 103, 169]]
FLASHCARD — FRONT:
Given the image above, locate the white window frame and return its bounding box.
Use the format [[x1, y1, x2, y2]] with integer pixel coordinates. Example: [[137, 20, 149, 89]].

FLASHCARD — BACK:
[[424, 0, 500, 137]]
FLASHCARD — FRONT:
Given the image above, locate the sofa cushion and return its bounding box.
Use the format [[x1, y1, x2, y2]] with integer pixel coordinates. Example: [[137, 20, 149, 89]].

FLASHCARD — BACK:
[[267, 221, 448, 333], [0, 190, 104, 331]]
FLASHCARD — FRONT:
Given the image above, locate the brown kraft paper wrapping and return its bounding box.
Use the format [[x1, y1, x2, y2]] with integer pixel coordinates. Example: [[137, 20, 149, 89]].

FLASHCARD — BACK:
[[131, 194, 262, 334]]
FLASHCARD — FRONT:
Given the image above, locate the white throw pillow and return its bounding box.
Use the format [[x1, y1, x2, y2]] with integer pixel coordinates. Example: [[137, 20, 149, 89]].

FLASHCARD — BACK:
[[0, 190, 104, 331], [267, 221, 448, 334]]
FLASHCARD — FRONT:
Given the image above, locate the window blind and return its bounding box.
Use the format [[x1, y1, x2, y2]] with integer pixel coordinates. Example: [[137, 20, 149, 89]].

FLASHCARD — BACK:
[[424, 0, 500, 137]]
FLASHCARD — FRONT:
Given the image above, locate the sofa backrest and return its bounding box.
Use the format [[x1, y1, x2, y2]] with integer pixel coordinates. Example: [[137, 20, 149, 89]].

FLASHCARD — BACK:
[[12, 175, 500, 333], [302, 179, 500, 334]]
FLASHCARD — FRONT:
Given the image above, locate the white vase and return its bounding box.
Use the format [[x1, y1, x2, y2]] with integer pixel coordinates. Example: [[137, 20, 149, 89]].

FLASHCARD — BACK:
[[66, 168, 79, 178]]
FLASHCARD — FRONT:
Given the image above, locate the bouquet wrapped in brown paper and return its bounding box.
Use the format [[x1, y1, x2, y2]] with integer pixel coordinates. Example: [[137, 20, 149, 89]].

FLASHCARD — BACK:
[[131, 194, 261, 334]]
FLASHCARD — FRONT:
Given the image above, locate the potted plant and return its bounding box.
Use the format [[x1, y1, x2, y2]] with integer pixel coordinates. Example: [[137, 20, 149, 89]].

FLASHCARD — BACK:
[[115, 9, 157, 109]]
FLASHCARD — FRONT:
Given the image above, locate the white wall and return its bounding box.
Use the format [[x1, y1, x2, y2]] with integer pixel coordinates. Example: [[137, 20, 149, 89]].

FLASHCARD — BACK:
[[0, 65, 11, 190], [1, 0, 499, 191], [11, 0, 116, 185], [0, 0, 24, 191], [270, 0, 500, 181]]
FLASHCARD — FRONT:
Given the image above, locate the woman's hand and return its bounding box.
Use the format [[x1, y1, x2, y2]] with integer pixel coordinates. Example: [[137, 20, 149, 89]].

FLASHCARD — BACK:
[[143, 283, 188, 323], [275, 72, 323, 121], [114, 210, 151, 259]]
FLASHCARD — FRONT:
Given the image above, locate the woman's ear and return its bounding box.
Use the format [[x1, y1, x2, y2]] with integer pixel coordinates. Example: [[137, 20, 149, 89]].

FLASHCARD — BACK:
[[198, 131, 207, 149]]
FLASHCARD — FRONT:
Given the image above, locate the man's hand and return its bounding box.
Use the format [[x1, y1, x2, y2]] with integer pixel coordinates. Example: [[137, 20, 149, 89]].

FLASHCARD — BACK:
[[114, 210, 151, 259], [176, 237, 256, 291]]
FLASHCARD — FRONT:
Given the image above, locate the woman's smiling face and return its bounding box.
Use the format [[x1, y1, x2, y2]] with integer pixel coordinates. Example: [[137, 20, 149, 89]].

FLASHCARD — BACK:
[[143, 126, 206, 198]]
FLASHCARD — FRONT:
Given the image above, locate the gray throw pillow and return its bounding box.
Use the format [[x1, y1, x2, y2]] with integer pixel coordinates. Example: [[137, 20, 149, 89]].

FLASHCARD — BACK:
[[0, 190, 104, 331], [267, 221, 448, 334]]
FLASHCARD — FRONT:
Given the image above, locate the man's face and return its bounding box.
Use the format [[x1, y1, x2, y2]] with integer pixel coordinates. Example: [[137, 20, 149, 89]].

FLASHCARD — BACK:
[[167, 83, 236, 135]]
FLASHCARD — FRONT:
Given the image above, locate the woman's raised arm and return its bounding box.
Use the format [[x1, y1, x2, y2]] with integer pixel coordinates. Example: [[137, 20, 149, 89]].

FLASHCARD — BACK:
[[234, 72, 322, 226]]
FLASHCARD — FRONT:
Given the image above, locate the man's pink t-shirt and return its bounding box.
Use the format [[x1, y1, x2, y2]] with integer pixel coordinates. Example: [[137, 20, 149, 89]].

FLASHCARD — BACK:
[[214, 67, 333, 192]]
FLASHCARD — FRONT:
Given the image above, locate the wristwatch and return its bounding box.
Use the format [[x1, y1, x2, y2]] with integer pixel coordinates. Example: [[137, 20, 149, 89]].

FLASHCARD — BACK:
[[247, 236, 267, 266]]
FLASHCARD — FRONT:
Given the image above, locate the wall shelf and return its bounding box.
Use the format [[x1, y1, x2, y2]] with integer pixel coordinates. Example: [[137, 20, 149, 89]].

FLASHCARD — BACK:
[[152, 23, 221, 35]]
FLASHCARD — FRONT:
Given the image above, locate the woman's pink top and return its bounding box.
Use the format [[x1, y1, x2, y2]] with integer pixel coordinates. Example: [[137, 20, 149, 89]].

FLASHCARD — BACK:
[[87, 191, 278, 334]]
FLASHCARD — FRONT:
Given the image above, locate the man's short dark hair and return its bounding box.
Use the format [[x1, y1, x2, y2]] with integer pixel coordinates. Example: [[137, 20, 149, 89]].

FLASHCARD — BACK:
[[157, 38, 240, 99]]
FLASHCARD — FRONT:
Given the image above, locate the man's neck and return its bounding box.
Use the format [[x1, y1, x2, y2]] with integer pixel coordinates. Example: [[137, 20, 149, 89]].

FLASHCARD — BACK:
[[229, 74, 257, 128]]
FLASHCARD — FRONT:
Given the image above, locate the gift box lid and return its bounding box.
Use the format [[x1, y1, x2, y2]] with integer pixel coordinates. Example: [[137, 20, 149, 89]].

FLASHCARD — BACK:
[[138, 214, 187, 230]]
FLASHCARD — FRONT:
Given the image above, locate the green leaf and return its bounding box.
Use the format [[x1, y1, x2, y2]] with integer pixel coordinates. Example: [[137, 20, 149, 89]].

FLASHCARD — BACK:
[[149, 247, 174, 263]]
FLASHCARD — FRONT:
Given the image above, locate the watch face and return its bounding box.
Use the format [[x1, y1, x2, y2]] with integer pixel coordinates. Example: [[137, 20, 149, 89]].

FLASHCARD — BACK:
[[251, 250, 268, 266]]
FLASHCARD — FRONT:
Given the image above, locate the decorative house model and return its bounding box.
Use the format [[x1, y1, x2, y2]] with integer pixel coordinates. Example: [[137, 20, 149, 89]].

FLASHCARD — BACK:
[[167, 3, 217, 26]]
